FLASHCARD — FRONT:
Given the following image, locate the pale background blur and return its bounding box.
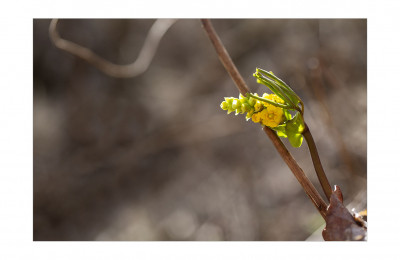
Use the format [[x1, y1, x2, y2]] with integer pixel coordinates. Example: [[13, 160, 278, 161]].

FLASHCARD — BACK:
[[33, 19, 366, 241]]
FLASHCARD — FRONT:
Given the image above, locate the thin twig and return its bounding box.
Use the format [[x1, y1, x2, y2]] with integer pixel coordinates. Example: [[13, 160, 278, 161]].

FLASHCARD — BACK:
[[264, 127, 327, 219], [201, 19, 327, 219], [303, 125, 332, 201], [49, 19, 177, 78]]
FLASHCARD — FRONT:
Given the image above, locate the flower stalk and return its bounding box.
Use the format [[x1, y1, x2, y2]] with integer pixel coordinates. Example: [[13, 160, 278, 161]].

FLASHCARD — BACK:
[[303, 125, 333, 200]]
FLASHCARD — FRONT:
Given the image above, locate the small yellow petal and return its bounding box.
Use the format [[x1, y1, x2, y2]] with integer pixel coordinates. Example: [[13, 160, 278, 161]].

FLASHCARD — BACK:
[[270, 121, 279, 127], [267, 105, 277, 113], [274, 115, 282, 123], [254, 102, 263, 112], [262, 118, 277, 128], [252, 112, 261, 123], [259, 109, 268, 119]]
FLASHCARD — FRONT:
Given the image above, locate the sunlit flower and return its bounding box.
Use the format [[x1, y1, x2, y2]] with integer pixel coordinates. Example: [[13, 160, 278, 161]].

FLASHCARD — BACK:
[[260, 105, 283, 128], [220, 92, 284, 127], [262, 93, 284, 106]]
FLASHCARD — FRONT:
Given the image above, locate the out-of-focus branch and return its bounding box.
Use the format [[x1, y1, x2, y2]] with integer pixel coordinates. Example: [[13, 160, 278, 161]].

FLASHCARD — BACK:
[[49, 19, 177, 78], [200, 19, 327, 220], [309, 59, 356, 177]]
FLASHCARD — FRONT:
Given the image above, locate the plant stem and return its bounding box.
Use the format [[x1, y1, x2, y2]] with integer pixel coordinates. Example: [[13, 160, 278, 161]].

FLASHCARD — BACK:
[[201, 19, 327, 220], [200, 19, 250, 96], [263, 127, 327, 219], [303, 124, 332, 201], [247, 93, 291, 109]]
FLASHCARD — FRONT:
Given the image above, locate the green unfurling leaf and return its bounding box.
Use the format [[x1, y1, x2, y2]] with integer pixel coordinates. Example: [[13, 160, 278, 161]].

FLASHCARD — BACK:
[[284, 109, 292, 121], [287, 132, 303, 148], [286, 112, 305, 134], [255, 76, 295, 108], [285, 112, 305, 148], [273, 124, 287, 138], [257, 68, 301, 108]]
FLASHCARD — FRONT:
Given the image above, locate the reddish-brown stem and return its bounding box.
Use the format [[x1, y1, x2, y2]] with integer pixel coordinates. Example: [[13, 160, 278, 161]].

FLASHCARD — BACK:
[[303, 124, 333, 201], [200, 19, 250, 96], [201, 19, 327, 219]]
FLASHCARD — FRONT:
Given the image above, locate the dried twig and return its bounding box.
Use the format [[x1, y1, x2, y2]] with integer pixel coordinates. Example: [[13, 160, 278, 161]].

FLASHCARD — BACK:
[[201, 19, 327, 219], [49, 19, 177, 78]]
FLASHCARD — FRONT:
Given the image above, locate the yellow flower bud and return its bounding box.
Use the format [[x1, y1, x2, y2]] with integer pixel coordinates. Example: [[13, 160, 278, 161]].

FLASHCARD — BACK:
[[270, 94, 284, 104], [248, 97, 256, 106], [227, 107, 235, 114], [254, 101, 263, 112], [262, 93, 271, 106], [238, 93, 247, 103], [246, 108, 255, 121], [241, 103, 251, 113], [220, 92, 285, 127], [220, 101, 229, 110]]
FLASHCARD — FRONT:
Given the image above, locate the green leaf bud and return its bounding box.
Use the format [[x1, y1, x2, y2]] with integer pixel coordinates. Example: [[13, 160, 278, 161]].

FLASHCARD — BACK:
[[254, 101, 263, 112], [231, 99, 242, 110]]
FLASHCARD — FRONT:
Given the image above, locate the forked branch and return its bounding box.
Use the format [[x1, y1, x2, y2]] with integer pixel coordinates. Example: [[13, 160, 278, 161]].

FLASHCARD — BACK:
[[201, 19, 327, 219]]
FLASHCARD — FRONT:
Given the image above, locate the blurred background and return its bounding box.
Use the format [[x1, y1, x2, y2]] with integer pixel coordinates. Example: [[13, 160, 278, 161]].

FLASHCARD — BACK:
[[33, 19, 367, 241]]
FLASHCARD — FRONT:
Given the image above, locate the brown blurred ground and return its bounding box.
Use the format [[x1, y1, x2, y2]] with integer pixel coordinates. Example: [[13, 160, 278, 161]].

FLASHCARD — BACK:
[[33, 19, 367, 241]]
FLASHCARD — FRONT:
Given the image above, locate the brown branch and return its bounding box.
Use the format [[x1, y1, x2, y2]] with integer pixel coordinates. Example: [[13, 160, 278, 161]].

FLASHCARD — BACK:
[[200, 19, 250, 96], [49, 19, 176, 78], [264, 127, 327, 219], [201, 19, 327, 219]]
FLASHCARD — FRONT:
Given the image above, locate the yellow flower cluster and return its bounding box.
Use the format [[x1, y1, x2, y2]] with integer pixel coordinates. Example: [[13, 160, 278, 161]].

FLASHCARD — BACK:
[[220, 93, 285, 128], [220, 94, 255, 117], [251, 94, 284, 128]]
